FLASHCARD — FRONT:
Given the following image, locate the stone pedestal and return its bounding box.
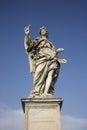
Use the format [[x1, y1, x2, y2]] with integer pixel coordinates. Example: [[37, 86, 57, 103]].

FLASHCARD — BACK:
[[21, 98, 63, 130]]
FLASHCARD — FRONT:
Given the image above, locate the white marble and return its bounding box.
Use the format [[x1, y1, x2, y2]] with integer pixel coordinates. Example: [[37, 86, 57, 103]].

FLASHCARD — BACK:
[[24, 26, 67, 98], [21, 98, 63, 130]]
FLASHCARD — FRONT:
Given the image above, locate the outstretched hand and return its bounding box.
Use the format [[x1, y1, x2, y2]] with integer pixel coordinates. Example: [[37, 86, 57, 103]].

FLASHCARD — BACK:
[[24, 25, 31, 35], [56, 48, 64, 54]]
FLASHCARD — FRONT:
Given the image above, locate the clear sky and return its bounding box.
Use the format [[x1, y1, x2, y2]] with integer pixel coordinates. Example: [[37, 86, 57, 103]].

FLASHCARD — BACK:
[[0, 0, 87, 130]]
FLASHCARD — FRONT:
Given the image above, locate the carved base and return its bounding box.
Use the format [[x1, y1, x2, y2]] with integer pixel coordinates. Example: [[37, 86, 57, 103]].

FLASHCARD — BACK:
[[21, 98, 63, 130]]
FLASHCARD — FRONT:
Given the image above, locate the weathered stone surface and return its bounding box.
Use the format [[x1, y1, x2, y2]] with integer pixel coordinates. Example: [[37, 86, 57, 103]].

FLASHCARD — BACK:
[[21, 98, 63, 130], [24, 25, 67, 98]]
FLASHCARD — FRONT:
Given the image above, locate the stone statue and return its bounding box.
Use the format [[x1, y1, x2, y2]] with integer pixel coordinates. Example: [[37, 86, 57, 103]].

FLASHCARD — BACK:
[[24, 25, 67, 98]]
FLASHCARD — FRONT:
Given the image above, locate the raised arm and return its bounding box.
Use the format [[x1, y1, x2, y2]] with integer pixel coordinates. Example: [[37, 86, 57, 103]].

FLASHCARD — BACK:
[[24, 25, 33, 54]]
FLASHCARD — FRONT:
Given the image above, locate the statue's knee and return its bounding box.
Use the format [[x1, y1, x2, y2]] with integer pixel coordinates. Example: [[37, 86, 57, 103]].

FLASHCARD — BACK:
[[48, 70, 54, 77]]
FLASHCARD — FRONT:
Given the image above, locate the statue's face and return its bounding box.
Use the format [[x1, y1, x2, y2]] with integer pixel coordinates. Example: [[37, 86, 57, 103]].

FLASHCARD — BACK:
[[40, 28, 48, 38], [40, 28, 47, 35]]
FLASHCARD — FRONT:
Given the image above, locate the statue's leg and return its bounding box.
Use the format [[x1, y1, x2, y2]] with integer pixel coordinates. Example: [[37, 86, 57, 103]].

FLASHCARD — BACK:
[[30, 62, 47, 97], [43, 62, 60, 96], [48, 69, 58, 94], [43, 70, 54, 95]]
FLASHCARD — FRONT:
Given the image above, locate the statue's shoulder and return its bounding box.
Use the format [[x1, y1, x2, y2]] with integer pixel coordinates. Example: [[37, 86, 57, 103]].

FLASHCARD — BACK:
[[33, 37, 43, 43]]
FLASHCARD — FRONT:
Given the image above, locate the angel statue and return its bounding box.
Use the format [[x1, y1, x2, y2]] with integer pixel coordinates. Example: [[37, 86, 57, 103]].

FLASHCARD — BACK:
[[24, 25, 67, 98]]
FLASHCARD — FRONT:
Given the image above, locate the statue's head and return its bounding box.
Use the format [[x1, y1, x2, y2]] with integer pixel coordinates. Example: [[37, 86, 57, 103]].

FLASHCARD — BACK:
[[39, 27, 48, 38]]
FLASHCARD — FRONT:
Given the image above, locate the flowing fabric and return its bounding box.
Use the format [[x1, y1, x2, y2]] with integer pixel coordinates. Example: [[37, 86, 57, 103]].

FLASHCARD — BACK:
[[29, 38, 60, 97]]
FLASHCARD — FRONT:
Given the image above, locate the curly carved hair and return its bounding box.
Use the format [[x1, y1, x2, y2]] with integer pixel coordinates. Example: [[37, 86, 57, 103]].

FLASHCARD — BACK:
[[39, 26, 48, 38]]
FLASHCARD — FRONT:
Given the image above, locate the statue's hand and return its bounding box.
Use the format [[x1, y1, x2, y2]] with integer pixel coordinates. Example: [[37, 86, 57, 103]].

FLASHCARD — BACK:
[[24, 25, 31, 35], [56, 48, 64, 54]]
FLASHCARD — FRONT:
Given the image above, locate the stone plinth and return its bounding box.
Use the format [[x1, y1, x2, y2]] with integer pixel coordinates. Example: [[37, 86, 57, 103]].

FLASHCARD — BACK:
[[21, 98, 63, 130]]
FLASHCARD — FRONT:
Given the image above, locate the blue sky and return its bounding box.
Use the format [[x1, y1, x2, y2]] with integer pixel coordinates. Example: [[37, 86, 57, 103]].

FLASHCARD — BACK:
[[0, 0, 87, 130]]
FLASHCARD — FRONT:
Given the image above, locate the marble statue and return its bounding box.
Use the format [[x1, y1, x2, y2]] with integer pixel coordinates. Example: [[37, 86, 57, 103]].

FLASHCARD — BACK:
[[24, 25, 67, 98]]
